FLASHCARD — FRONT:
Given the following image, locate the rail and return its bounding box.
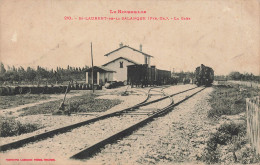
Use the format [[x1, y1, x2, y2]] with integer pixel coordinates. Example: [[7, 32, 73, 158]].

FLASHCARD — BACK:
[[70, 87, 206, 159]]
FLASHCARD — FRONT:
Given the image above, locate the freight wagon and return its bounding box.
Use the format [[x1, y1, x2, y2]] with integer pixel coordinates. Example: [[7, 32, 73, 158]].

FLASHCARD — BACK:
[[127, 64, 171, 87]]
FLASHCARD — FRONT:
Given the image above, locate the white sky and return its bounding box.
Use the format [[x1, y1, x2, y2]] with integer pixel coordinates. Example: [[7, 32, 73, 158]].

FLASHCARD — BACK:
[[0, 0, 259, 75]]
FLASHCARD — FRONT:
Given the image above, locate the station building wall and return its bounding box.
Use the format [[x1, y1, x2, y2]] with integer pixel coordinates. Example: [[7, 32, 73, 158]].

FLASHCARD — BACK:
[[103, 58, 136, 82]]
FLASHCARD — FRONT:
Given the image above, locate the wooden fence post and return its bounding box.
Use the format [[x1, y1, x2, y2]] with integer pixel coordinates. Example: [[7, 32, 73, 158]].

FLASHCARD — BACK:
[[246, 96, 260, 155]]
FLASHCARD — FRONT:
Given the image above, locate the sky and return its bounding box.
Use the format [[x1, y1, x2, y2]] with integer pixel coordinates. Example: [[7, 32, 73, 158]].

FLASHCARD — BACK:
[[0, 0, 259, 75]]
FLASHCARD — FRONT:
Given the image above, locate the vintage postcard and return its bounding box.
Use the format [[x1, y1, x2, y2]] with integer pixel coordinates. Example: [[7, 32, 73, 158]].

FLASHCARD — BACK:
[[0, 0, 259, 164]]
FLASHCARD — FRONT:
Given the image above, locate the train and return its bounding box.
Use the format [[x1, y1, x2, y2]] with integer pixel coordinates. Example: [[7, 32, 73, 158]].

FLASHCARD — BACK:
[[194, 64, 214, 86], [127, 64, 172, 87]]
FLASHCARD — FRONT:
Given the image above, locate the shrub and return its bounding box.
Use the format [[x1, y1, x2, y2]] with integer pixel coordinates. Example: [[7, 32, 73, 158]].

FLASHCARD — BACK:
[[68, 100, 80, 112], [202, 121, 246, 163], [0, 117, 42, 137]]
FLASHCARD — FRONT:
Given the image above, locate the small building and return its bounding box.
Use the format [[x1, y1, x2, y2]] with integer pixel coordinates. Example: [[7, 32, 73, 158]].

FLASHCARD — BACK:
[[86, 43, 154, 85], [85, 66, 115, 85], [102, 43, 153, 82]]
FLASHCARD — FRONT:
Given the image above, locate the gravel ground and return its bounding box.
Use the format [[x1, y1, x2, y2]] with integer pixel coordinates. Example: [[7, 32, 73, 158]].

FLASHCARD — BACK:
[[88, 87, 215, 165]]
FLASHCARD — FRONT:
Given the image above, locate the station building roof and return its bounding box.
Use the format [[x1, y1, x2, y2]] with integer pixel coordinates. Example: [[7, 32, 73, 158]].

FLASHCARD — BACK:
[[85, 66, 116, 73], [104, 45, 153, 58]]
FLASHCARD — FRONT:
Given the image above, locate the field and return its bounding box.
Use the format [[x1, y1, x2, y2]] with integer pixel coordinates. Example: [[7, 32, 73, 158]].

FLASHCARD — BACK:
[[18, 93, 122, 116], [202, 84, 260, 164], [0, 94, 51, 109]]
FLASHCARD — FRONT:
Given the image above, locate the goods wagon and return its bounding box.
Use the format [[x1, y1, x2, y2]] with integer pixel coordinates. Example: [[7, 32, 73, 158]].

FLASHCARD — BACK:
[[194, 64, 214, 86], [127, 64, 171, 87], [156, 69, 171, 85]]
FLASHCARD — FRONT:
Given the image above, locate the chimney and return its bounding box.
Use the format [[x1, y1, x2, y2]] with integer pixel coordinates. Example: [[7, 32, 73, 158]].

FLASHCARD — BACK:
[[119, 42, 123, 48], [140, 44, 142, 52]]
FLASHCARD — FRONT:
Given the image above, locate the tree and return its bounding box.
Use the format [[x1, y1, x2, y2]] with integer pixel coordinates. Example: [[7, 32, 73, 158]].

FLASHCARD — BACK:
[[0, 62, 6, 74], [228, 71, 242, 80], [0, 64, 90, 84], [17, 66, 26, 82], [12, 66, 17, 72], [26, 67, 36, 82]]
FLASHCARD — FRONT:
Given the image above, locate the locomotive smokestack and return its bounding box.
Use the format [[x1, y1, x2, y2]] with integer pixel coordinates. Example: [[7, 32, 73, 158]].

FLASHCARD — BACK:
[[140, 44, 142, 52]]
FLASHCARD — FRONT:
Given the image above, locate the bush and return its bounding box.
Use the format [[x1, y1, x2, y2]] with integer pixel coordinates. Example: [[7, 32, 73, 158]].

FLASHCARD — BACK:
[[202, 121, 246, 163], [207, 107, 231, 118], [0, 117, 42, 137], [203, 121, 259, 164], [68, 100, 80, 112]]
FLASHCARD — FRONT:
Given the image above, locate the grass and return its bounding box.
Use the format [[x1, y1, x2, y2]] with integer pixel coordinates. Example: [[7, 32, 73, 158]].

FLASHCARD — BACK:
[[0, 94, 50, 109], [202, 84, 260, 164], [68, 94, 122, 113], [207, 85, 259, 118], [19, 93, 122, 116], [0, 116, 43, 137]]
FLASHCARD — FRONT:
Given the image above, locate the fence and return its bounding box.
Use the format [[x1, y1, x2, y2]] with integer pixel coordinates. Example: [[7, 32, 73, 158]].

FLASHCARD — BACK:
[[229, 80, 260, 89], [246, 96, 260, 155]]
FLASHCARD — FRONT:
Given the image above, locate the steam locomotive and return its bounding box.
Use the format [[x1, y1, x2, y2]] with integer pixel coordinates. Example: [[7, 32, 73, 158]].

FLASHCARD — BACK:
[[194, 64, 214, 86]]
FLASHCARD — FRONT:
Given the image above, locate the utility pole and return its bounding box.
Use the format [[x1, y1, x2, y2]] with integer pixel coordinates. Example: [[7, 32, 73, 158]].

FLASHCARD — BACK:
[[91, 42, 94, 93]]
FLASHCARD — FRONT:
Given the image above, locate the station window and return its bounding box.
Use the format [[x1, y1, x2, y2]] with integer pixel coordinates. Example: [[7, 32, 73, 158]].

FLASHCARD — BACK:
[[120, 61, 123, 68]]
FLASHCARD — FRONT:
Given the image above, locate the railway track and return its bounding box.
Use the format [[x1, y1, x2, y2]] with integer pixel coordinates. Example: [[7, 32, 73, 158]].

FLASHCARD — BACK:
[[0, 85, 199, 153], [70, 86, 206, 160]]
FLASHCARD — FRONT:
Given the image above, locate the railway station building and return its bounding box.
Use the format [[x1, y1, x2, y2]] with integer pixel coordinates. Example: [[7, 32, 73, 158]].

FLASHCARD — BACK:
[[86, 43, 153, 85], [85, 66, 115, 85]]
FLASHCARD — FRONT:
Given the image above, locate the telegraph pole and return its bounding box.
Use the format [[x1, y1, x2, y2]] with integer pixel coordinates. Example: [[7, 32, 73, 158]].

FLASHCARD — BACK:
[[91, 42, 94, 93]]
